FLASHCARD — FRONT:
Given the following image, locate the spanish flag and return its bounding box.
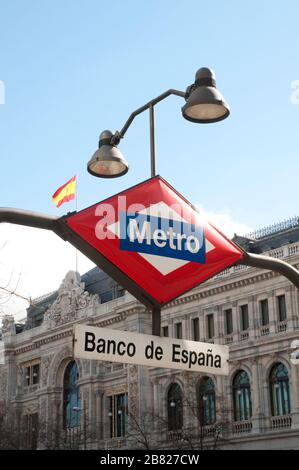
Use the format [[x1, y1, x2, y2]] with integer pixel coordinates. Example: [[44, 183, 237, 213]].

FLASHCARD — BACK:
[[52, 175, 76, 208]]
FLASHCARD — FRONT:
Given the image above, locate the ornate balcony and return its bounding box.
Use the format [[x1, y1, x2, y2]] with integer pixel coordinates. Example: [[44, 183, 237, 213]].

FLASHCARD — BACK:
[[224, 335, 233, 344], [232, 420, 252, 434], [276, 321, 287, 333], [239, 331, 249, 341], [270, 415, 292, 430], [259, 325, 270, 336]]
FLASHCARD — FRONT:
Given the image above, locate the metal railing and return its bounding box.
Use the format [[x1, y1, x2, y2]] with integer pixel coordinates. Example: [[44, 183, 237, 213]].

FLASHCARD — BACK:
[[259, 325, 270, 336], [224, 335, 233, 344], [276, 321, 287, 333], [245, 217, 299, 240], [232, 420, 252, 434], [270, 415, 292, 430], [240, 331, 249, 341]]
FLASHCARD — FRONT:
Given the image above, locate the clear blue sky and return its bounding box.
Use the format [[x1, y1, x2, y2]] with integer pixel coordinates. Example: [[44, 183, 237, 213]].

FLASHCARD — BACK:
[[1, 0, 299, 231]]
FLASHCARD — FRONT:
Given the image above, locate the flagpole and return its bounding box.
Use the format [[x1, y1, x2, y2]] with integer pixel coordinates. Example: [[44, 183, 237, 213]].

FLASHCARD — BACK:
[[75, 176, 78, 274]]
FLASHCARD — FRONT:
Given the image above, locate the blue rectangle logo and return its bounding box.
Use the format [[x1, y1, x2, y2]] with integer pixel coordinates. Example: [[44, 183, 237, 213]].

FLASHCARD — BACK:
[[119, 212, 206, 263]]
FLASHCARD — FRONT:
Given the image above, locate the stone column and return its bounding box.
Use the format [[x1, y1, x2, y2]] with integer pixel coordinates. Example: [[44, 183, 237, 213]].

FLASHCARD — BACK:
[[45, 388, 63, 448], [151, 376, 166, 443], [95, 390, 103, 440], [182, 371, 196, 433], [232, 301, 239, 343], [152, 378, 161, 433], [249, 295, 257, 339], [102, 394, 110, 440], [184, 314, 190, 340], [286, 286, 297, 330], [290, 362, 299, 428], [268, 292, 276, 334], [199, 310, 205, 342], [260, 354, 275, 432], [214, 306, 223, 344], [213, 306, 219, 342], [250, 358, 261, 433], [4, 348, 17, 401]]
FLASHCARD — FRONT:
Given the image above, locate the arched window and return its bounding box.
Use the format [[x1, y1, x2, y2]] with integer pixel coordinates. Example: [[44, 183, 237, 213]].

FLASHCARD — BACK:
[[270, 363, 291, 416], [167, 383, 183, 431], [198, 377, 216, 425], [233, 370, 252, 421], [63, 361, 81, 428]]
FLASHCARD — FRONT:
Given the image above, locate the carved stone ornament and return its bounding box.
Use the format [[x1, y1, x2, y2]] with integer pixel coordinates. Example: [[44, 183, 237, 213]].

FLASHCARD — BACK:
[[41, 355, 54, 387], [0, 368, 7, 399], [43, 271, 100, 328], [1, 315, 15, 334]]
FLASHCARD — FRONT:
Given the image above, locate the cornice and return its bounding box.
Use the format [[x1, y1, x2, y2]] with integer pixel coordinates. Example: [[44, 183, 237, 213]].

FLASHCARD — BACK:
[[164, 264, 299, 310], [14, 330, 73, 355], [94, 305, 145, 328], [13, 306, 144, 355]]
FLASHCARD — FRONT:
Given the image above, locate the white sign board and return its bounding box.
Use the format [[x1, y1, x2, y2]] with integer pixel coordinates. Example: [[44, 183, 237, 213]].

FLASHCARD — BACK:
[[73, 324, 229, 376]]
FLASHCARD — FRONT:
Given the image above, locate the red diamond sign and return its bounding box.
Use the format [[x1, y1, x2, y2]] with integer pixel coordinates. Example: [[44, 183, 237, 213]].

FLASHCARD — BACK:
[[64, 176, 244, 307]]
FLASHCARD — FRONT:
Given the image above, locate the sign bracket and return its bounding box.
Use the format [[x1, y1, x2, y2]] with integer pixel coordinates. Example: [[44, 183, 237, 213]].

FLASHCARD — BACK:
[[1, 207, 299, 338]]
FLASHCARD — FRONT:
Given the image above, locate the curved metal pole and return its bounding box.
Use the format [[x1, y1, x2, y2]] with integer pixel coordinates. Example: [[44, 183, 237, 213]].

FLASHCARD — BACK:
[[0, 208, 59, 231], [111, 88, 186, 144], [110, 88, 186, 188], [0, 207, 70, 243], [238, 252, 299, 289]]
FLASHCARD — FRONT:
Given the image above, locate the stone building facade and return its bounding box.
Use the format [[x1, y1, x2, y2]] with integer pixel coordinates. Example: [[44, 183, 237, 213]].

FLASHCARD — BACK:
[[1, 218, 299, 450]]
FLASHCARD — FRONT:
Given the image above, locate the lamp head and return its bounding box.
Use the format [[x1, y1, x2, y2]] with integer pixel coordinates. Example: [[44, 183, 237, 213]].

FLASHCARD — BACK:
[[182, 67, 230, 123], [87, 130, 129, 178]]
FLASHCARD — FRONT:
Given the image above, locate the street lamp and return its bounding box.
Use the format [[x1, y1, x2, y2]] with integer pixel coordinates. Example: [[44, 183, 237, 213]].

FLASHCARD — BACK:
[[87, 67, 229, 179], [1, 68, 299, 336], [182, 67, 230, 123], [87, 130, 129, 179]]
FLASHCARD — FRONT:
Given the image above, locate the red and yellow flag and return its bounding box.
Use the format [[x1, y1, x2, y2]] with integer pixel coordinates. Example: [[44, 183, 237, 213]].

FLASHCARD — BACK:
[[52, 175, 76, 208]]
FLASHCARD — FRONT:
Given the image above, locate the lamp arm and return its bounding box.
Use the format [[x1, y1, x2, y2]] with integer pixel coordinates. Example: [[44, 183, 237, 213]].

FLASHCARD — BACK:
[[111, 89, 186, 144], [238, 252, 299, 289]]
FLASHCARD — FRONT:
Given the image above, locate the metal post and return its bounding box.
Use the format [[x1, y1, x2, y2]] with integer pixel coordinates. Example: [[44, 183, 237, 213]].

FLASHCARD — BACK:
[[149, 104, 156, 177], [152, 306, 161, 336], [111, 88, 186, 178]]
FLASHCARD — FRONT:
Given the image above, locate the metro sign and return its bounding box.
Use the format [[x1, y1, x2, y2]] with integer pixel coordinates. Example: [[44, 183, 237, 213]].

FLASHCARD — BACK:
[[64, 176, 244, 307]]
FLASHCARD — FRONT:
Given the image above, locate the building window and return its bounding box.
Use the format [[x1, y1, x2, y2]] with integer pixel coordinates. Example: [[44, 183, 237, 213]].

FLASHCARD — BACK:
[[162, 326, 169, 337], [260, 299, 269, 326], [198, 377, 216, 426], [277, 295, 287, 321], [224, 309, 233, 335], [23, 413, 38, 449], [108, 393, 128, 438], [233, 370, 252, 421], [206, 314, 214, 339], [192, 318, 200, 341], [24, 363, 40, 386], [167, 383, 183, 431], [240, 305, 249, 331], [63, 361, 81, 429], [270, 363, 291, 416], [175, 322, 182, 339]]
